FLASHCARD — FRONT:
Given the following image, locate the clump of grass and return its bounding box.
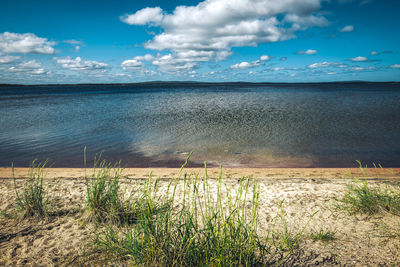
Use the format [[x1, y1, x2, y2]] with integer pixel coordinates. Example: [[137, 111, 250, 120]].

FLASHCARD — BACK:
[[84, 153, 165, 225], [337, 162, 400, 215], [273, 201, 312, 250], [373, 221, 400, 238], [0, 210, 9, 219], [12, 160, 50, 219], [311, 228, 336, 242], [92, 156, 314, 266], [84, 153, 128, 224]]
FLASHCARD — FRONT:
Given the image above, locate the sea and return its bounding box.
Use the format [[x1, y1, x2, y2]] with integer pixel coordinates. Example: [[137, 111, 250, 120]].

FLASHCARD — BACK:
[[1, 82, 400, 168]]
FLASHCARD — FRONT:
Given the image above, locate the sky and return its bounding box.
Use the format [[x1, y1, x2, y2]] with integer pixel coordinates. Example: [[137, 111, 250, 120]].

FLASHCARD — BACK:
[[0, 0, 399, 84]]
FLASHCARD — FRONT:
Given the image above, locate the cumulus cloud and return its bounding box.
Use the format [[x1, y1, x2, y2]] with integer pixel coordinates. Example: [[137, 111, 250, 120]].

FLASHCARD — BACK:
[[260, 55, 271, 61], [0, 55, 20, 64], [283, 13, 328, 30], [152, 53, 199, 72], [230, 55, 271, 69], [351, 66, 376, 71], [296, 49, 317, 55], [370, 51, 379, 55], [0, 32, 55, 54], [121, 7, 163, 25], [390, 64, 400, 69], [340, 25, 354, 32], [7, 60, 47, 75], [133, 54, 155, 61], [122, 0, 328, 72], [348, 56, 368, 62], [123, 51, 233, 73], [307, 61, 339, 68], [54, 56, 108, 70], [121, 59, 144, 71]]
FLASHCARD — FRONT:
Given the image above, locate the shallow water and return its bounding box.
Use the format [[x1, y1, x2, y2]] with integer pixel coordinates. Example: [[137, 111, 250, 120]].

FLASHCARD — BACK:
[[1, 82, 400, 167]]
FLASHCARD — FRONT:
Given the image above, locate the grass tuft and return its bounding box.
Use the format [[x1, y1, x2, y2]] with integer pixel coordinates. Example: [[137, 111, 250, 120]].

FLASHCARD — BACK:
[[373, 221, 400, 239], [337, 162, 400, 215], [12, 160, 50, 219], [84, 153, 165, 225], [311, 228, 336, 242]]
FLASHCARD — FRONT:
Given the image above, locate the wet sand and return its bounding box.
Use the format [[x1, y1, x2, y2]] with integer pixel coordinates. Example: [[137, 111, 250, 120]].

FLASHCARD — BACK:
[[2, 167, 400, 180]]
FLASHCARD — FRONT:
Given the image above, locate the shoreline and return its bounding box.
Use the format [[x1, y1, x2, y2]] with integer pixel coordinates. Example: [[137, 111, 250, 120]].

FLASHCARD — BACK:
[[2, 167, 400, 180]]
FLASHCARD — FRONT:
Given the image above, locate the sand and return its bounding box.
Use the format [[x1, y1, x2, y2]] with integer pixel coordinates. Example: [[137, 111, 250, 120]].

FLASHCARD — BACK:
[[1, 167, 400, 266]]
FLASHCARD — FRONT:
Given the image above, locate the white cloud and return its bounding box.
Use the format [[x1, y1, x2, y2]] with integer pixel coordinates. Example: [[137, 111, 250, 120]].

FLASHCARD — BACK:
[[297, 49, 317, 55], [7, 60, 48, 75], [133, 54, 155, 61], [390, 64, 400, 69], [307, 61, 339, 68], [123, 0, 327, 71], [63, 40, 83, 45], [280, 57, 287, 61], [54, 56, 108, 70], [0, 55, 20, 64], [151, 54, 198, 72], [19, 60, 41, 68], [230, 55, 270, 69], [121, 7, 163, 25], [121, 59, 144, 71], [370, 51, 379, 55], [260, 55, 271, 61], [74, 46, 80, 52], [231, 62, 252, 69], [351, 66, 376, 71], [31, 68, 47, 75], [349, 56, 368, 62], [284, 13, 328, 30], [0, 32, 55, 54], [340, 25, 354, 32]]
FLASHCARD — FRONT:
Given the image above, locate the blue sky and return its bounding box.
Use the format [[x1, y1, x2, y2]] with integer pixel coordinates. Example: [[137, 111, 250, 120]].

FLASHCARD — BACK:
[[0, 0, 399, 83]]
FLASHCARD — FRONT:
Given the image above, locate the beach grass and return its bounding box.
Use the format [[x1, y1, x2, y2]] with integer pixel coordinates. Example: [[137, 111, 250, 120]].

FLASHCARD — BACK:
[[373, 221, 400, 239], [336, 163, 400, 215], [310, 228, 336, 242], [12, 160, 50, 219], [272, 201, 313, 250], [84, 151, 171, 226], [89, 154, 314, 266]]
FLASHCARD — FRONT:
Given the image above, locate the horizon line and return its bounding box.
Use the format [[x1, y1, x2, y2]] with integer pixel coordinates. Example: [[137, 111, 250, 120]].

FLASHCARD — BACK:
[[1, 80, 400, 87]]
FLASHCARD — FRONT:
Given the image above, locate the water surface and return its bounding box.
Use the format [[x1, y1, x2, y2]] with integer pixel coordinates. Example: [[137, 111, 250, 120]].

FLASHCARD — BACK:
[[1, 82, 400, 167]]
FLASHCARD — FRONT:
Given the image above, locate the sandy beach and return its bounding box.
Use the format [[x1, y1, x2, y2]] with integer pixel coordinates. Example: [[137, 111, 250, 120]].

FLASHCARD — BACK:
[[2, 167, 400, 180], [0, 167, 399, 266]]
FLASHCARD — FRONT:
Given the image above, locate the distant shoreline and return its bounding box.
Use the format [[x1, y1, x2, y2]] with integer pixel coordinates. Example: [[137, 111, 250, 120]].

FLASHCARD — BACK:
[[1, 80, 400, 87]]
